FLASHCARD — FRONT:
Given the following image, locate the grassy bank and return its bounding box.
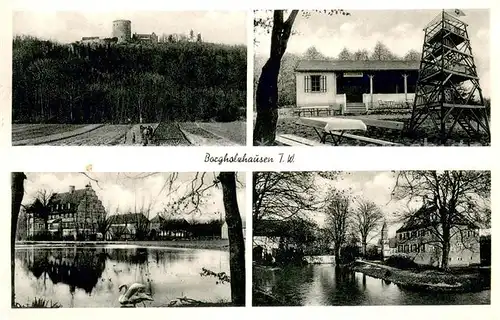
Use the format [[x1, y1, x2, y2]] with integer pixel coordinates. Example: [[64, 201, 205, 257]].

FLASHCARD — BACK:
[[353, 260, 490, 293], [16, 239, 229, 251]]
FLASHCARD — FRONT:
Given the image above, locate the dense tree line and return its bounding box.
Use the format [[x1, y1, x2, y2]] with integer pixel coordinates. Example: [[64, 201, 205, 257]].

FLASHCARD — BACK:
[[254, 41, 421, 108], [13, 36, 246, 124]]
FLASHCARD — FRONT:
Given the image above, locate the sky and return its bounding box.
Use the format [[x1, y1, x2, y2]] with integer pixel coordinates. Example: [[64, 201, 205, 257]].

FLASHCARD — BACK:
[[13, 11, 247, 45], [254, 9, 491, 96], [22, 172, 246, 222], [311, 171, 422, 238]]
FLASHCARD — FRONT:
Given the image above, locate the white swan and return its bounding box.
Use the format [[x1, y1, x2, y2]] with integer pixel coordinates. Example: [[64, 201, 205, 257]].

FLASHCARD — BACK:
[[118, 283, 153, 307]]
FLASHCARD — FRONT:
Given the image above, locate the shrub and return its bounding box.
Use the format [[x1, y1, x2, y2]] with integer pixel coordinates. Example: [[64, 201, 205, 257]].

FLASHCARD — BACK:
[[62, 235, 74, 241], [14, 297, 62, 308], [339, 244, 360, 264], [385, 255, 419, 270]]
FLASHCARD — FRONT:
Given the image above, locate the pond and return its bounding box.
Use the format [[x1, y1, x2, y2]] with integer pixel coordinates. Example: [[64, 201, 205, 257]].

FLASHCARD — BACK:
[[253, 264, 490, 306], [14, 244, 231, 308]]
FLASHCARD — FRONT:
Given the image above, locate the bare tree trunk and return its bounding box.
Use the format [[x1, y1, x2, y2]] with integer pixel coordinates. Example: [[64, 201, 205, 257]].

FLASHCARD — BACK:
[[11, 172, 26, 307], [441, 227, 451, 270], [253, 57, 281, 145], [253, 10, 298, 146], [219, 172, 245, 306], [334, 244, 341, 265]]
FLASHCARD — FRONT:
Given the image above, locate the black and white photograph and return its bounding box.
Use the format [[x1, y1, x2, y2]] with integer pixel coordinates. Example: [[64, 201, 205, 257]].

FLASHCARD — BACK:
[[12, 11, 247, 146], [10, 172, 246, 308], [252, 171, 491, 306], [253, 9, 490, 146]]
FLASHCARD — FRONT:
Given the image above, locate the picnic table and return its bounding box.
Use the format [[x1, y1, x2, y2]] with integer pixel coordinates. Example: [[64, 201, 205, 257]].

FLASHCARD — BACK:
[[297, 117, 367, 145], [280, 117, 403, 146]]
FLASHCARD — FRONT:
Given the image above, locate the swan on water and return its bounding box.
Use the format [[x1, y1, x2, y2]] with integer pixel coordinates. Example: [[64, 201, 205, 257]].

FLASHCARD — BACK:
[[118, 283, 153, 307]]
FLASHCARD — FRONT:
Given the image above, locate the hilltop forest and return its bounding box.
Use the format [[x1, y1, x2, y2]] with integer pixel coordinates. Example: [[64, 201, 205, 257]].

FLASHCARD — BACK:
[[12, 36, 246, 124]]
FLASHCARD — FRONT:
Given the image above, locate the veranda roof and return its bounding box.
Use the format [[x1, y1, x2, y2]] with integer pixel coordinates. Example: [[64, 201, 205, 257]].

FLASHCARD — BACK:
[[295, 60, 420, 72]]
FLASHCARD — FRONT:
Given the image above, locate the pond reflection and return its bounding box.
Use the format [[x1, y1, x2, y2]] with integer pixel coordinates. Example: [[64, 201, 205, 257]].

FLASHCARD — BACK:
[[254, 264, 490, 306], [15, 245, 230, 308]]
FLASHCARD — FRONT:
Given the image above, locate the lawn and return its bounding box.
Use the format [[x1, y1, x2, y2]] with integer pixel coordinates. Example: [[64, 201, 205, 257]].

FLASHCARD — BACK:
[[197, 121, 246, 145], [277, 114, 489, 146], [178, 121, 246, 146], [353, 260, 490, 292]]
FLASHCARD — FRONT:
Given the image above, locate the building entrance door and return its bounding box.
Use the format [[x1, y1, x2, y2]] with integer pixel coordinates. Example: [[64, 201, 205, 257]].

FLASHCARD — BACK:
[[338, 75, 365, 103]]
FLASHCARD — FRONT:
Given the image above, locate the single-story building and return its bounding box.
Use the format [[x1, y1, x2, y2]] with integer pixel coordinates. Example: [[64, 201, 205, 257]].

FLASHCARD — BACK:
[[295, 60, 420, 114]]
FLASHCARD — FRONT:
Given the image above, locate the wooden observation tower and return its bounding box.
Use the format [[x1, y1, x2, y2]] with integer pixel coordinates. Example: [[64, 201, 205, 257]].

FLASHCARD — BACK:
[[409, 10, 490, 144]]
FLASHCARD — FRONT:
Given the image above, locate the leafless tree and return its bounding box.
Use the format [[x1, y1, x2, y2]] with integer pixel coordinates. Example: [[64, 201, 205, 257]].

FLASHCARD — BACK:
[[337, 47, 353, 60], [392, 170, 491, 270], [253, 172, 317, 222], [25, 189, 55, 232], [253, 10, 350, 145], [353, 199, 384, 256], [324, 188, 353, 264]]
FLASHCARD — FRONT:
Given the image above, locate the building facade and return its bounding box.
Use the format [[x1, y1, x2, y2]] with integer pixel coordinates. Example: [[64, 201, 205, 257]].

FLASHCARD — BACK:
[[295, 60, 419, 114], [27, 184, 106, 239], [108, 213, 150, 240], [132, 32, 158, 43], [395, 205, 481, 267]]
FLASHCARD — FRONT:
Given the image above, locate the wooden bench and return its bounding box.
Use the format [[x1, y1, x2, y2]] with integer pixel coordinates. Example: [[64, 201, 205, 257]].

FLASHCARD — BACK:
[[329, 132, 403, 146], [293, 106, 340, 117], [276, 134, 324, 146]]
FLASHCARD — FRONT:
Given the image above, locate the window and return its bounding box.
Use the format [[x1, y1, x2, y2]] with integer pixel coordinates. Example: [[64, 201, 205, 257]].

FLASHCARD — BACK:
[[304, 75, 327, 93], [68, 203, 71, 209], [421, 244, 426, 252]]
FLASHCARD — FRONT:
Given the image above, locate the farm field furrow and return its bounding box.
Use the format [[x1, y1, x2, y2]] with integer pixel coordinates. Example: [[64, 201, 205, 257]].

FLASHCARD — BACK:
[[155, 122, 190, 146], [47, 125, 131, 146], [12, 124, 87, 141]]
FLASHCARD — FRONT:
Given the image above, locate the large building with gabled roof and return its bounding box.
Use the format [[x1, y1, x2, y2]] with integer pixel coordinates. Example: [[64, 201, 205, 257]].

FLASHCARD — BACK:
[[27, 183, 106, 239], [395, 203, 480, 267]]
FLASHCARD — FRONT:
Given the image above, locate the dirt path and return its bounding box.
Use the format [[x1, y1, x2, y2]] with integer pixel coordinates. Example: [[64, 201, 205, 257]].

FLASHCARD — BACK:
[[179, 123, 239, 146], [123, 123, 160, 145]]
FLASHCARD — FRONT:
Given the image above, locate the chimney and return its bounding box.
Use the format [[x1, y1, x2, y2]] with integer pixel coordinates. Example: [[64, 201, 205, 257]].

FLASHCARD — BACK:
[[69, 185, 75, 193]]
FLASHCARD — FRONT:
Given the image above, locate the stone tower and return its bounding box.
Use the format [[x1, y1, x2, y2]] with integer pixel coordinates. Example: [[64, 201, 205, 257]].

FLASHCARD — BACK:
[[112, 20, 132, 43], [380, 220, 389, 260]]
